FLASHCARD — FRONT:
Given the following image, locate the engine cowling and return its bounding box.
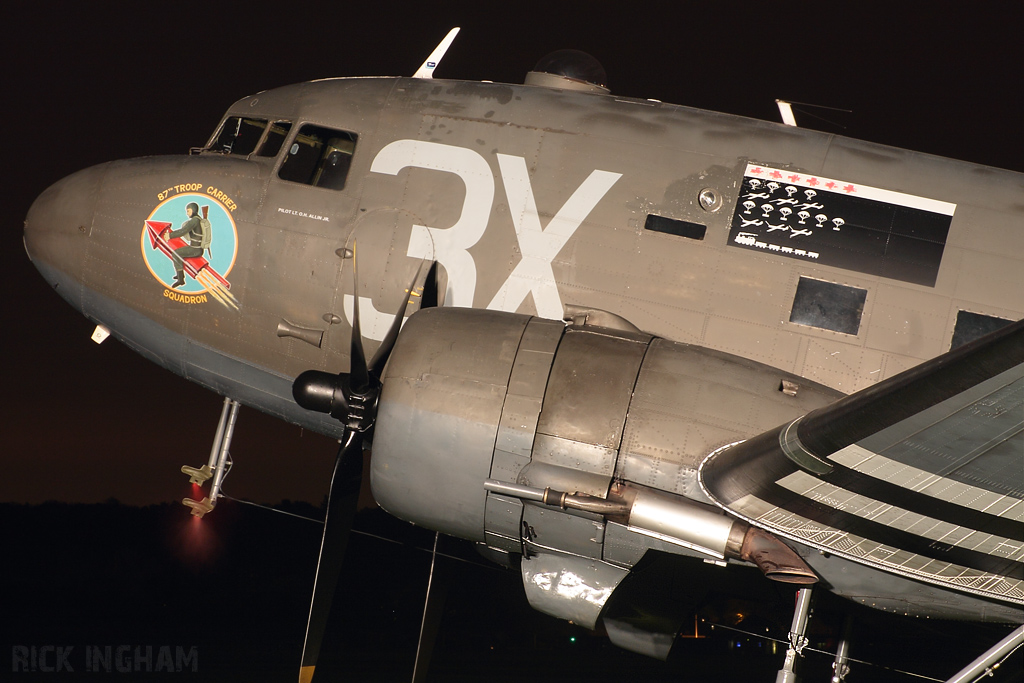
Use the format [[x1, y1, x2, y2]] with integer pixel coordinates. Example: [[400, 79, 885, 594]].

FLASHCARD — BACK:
[[371, 306, 841, 550], [370, 308, 541, 540]]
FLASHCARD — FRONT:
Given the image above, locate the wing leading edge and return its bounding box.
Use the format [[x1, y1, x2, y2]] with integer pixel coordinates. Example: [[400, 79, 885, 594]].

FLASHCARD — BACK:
[[700, 318, 1024, 612]]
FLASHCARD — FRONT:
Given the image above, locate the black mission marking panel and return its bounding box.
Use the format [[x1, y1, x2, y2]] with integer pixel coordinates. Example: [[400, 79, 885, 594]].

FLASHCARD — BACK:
[[729, 164, 956, 287]]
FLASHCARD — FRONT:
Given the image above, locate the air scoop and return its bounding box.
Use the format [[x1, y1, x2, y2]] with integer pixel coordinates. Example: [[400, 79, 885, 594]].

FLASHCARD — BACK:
[[524, 49, 610, 94]]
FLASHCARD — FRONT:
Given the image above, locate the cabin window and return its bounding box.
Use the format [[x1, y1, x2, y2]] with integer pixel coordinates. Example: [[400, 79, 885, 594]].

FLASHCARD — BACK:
[[257, 121, 293, 158], [278, 124, 358, 190], [644, 214, 706, 241], [789, 277, 867, 336], [950, 310, 1013, 349], [210, 116, 266, 155]]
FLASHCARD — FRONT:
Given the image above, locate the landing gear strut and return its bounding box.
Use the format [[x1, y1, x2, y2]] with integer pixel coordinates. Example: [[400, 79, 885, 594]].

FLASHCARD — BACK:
[[776, 587, 813, 683], [181, 396, 240, 517], [831, 615, 852, 683]]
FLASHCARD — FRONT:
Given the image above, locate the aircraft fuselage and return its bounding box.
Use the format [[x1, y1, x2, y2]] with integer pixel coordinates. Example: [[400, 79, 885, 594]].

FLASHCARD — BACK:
[[26, 77, 1024, 435], [24, 75, 1024, 627]]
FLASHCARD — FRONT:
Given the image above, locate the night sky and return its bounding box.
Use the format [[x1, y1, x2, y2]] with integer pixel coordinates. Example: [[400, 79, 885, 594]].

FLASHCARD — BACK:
[[3, 2, 1022, 680]]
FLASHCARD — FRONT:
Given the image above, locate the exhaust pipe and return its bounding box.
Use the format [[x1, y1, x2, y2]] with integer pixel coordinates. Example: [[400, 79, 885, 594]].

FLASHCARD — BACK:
[[625, 487, 816, 584], [738, 526, 817, 584], [484, 479, 817, 584]]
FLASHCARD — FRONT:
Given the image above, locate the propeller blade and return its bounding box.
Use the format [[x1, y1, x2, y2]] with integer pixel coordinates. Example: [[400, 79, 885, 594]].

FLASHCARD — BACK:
[[412, 532, 451, 683], [420, 260, 440, 310], [348, 244, 370, 394], [299, 430, 364, 683], [369, 263, 426, 380]]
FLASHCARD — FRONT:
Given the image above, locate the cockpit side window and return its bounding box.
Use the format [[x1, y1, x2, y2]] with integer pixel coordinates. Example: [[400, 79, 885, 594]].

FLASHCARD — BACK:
[[257, 121, 293, 158], [210, 116, 267, 155], [278, 124, 358, 191]]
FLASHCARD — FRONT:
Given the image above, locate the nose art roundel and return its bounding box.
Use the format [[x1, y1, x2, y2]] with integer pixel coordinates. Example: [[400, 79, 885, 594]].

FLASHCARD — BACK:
[[140, 192, 239, 305]]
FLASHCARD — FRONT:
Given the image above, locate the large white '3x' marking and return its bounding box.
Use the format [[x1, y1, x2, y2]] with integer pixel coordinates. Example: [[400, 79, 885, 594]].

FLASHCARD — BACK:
[[489, 154, 621, 318], [356, 140, 621, 333]]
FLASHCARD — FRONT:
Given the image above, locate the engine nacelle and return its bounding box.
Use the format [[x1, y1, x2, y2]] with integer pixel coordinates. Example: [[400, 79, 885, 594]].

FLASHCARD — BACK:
[[371, 307, 841, 550], [371, 308, 541, 540], [372, 308, 836, 648]]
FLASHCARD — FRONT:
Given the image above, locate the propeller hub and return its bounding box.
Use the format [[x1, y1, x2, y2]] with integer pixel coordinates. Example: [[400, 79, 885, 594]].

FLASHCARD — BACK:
[[344, 388, 379, 433], [292, 370, 346, 417]]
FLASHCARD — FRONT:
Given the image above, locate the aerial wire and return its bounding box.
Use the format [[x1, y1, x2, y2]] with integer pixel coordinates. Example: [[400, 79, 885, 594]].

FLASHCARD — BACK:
[[217, 493, 497, 570], [711, 622, 944, 681]]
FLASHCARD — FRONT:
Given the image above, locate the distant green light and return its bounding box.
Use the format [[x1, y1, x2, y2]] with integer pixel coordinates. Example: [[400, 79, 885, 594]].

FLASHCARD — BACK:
[[569, 637, 576, 643]]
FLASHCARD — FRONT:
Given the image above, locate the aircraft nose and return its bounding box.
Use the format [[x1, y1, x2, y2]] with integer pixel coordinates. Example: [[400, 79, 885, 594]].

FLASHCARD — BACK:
[[24, 164, 107, 293]]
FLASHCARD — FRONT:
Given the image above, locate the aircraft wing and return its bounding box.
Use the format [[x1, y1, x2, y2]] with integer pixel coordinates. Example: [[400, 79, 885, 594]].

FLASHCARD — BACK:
[[700, 318, 1024, 610]]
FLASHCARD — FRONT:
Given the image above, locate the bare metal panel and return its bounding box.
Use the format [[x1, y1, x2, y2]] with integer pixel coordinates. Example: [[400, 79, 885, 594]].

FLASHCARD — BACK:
[[485, 317, 564, 549], [493, 318, 564, 460], [617, 339, 842, 496], [517, 461, 611, 499], [483, 531, 519, 555], [520, 552, 629, 630], [523, 504, 605, 561], [483, 493, 523, 554], [517, 432, 619, 499], [372, 308, 529, 541], [506, 349, 555, 396], [494, 394, 545, 458], [488, 317, 563, 499], [536, 328, 649, 448], [511, 320, 565, 380], [531, 434, 619, 477], [602, 521, 720, 568], [603, 619, 675, 661], [489, 449, 531, 487]]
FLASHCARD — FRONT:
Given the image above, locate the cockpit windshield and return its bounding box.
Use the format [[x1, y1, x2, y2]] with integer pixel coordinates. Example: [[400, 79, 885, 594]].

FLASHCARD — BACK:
[[259, 121, 292, 157], [278, 124, 358, 191], [207, 116, 293, 157], [204, 117, 356, 191]]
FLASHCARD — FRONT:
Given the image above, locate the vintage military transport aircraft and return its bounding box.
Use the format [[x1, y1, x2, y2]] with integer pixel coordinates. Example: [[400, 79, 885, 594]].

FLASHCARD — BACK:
[[23, 28, 1023, 683]]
